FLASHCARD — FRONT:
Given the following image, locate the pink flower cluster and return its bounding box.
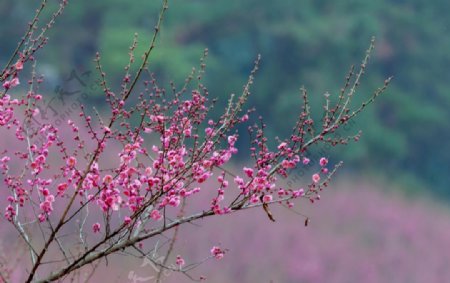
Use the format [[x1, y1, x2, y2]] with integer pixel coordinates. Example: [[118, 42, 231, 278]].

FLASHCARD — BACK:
[[210, 246, 225, 260], [0, 62, 335, 237], [0, 26, 385, 281]]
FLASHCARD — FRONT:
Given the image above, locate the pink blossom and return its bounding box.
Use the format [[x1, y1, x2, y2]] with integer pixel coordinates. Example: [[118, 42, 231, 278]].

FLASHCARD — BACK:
[[150, 209, 162, 221], [38, 214, 46, 222], [210, 246, 225, 260], [312, 173, 321, 183], [39, 201, 52, 213], [1, 156, 10, 163], [293, 188, 305, 198], [145, 167, 153, 176], [277, 142, 288, 150], [234, 176, 244, 187], [2, 77, 20, 90], [14, 60, 23, 70], [319, 157, 328, 167], [67, 156, 77, 168], [205, 127, 213, 136], [168, 196, 181, 207], [282, 159, 296, 169], [92, 223, 101, 233], [176, 255, 185, 267], [243, 167, 254, 178], [302, 157, 310, 165], [103, 175, 113, 184], [227, 135, 237, 146], [9, 77, 19, 87], [262, 194, 273, 203], [39, 195, 55, 214], [250, 194, 259, 203], [32, 108, 40, 117], [150, 114, 165, 123]]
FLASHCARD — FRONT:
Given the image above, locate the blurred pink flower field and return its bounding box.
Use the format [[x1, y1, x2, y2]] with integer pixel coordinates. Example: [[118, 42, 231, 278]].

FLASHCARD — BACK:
[[31, 179, 445, 283], [167, 181, 450, 283]]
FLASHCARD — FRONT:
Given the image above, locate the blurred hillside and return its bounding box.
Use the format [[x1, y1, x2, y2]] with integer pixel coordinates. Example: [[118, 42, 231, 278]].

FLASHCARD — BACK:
[[1, 0, 449, 196]]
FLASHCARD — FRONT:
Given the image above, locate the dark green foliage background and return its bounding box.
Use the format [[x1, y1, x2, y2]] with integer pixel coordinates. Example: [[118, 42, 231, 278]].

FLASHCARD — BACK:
[[1, 0, 449, 196]]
